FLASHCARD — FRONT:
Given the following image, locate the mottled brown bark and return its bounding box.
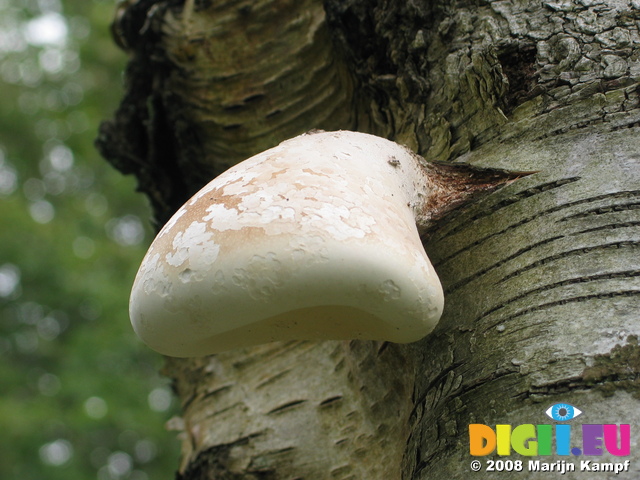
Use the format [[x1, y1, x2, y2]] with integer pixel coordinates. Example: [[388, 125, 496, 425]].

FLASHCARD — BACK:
[[99, 0, 640, 478]]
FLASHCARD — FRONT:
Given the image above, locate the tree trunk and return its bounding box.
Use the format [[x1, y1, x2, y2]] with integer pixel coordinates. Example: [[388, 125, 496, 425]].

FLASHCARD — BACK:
[[98, 0, 640, 478]]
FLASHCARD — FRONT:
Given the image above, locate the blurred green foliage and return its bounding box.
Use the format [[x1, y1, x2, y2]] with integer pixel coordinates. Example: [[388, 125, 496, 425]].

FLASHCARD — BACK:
[[0, 0, 181, 478]]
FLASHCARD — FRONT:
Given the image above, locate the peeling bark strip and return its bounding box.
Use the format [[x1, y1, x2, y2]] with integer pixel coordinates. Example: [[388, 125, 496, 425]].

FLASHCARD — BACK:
[[582, 335, 640, 397], [97, 0, 640, 478]]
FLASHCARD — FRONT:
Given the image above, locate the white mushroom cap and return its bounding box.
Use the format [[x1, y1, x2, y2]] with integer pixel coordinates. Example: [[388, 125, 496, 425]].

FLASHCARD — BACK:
[[130, 131, 444, 357]]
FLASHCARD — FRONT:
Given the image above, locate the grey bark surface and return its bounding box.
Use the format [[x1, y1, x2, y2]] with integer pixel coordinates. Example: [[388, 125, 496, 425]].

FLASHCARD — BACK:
[[98, 0, 640, 478]]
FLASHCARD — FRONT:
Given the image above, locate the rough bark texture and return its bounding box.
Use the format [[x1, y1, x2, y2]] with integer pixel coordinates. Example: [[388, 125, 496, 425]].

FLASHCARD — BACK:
[[98, 0, 640, 478]]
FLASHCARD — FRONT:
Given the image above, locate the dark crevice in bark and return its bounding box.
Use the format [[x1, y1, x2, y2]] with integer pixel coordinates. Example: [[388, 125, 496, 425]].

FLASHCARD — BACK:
[[266, 400, 308, 415], [254, 370, 293, 390], [414, 362, 465, 406], [433, 207, 565, 267], [492, 290, 640, 324], [324, 2, 392, 74], [201, 384, 233, 400], [480, 271, 640, 328], [203, 402, 244, 420], [497, 44, 540, 114], [319, 395, 344, 407], [573, 220, 640, 235], [498, 241, 640, 283], [111, 0, 183, 51], [551, 190, 640, 219], [560, 195, 640, 219], [175, 436, 272, 480], [443, 236, 565, 294]]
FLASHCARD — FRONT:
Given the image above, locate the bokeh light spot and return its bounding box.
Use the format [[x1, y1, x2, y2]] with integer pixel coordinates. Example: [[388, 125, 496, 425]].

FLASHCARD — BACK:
[[39, 439, 73, 466], [0, 263, 21, 298], [84, 396, 108, 419], [24, 13, 68, 47], [148, 387, 172, 412], [29, 199, 55, 223], [107, 215, 145, 246]]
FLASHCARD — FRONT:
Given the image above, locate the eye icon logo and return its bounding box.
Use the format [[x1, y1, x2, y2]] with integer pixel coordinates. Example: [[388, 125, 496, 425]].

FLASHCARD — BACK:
[[545, 403, 582, 421]]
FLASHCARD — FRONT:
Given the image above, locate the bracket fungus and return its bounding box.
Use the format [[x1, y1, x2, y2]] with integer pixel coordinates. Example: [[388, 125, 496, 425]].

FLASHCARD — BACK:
[[130, 130, 526, 357]]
